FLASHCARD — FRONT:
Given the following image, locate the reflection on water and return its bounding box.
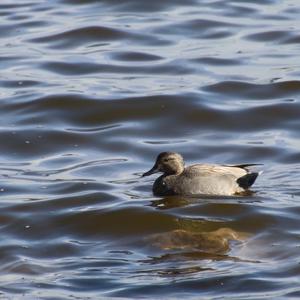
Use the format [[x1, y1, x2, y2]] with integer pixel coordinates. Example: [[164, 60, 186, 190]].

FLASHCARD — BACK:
[[0, 0, 300, 298], [148, 227, 249, 253]]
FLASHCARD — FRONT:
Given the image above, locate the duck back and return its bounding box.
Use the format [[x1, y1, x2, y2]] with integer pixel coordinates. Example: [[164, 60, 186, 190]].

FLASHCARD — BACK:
[[155, 164, 258, 196]]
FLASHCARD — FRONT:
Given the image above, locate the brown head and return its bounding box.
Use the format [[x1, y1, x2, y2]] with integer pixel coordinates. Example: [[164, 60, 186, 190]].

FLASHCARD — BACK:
[[142, 152, 185, 177]]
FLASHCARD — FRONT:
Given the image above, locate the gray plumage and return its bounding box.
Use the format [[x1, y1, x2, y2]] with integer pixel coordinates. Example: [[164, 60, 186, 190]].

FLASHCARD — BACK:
[[142, 152, 261, 196]]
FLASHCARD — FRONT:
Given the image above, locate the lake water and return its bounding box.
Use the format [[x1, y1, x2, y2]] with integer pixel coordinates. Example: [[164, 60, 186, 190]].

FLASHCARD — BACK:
[[1, 0, 300, 298]]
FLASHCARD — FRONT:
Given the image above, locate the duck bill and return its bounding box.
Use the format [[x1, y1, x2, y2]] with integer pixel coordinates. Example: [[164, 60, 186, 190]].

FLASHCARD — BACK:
[[142, 164, 159, 177]]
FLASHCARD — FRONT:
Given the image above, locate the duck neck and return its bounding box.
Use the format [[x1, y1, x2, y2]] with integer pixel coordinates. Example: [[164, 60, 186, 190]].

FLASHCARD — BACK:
[[175, 165, 184, 175], [165, 165, 184, 176]]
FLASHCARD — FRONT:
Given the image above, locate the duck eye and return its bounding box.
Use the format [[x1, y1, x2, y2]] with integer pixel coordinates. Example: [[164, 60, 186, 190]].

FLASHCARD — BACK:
[[163, 157, 174, 163]]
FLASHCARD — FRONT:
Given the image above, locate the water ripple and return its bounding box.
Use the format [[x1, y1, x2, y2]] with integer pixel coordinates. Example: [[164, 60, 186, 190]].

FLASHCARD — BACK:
[[1, 0, 300, 298]]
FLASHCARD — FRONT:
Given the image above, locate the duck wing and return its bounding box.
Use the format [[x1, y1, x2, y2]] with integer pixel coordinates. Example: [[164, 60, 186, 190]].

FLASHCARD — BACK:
[[182, 164, 260, 194], [186, 164, 247, 178]]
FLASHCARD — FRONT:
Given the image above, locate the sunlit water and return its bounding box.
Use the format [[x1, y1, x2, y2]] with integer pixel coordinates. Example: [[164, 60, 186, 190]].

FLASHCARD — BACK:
[[1, 0, 300, 298]]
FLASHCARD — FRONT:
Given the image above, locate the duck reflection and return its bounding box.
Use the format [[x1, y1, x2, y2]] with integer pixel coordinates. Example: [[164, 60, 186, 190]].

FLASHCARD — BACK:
[[137, 250, 258, 279], [139, 230, 256, 278], [148, 195, 251, 257], [148, 227, 248, 255]]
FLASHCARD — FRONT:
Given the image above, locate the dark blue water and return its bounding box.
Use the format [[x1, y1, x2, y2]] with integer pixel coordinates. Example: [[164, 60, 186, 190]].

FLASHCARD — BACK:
[[1, 0, 300, 298]]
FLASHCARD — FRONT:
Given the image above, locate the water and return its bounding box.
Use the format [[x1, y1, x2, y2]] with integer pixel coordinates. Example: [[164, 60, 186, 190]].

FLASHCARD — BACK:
[[1, 0, 300, 298]]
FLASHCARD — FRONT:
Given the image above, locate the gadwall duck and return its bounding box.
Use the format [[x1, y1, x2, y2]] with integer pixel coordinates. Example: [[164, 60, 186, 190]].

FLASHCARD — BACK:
[[142, 152, 261, 196]]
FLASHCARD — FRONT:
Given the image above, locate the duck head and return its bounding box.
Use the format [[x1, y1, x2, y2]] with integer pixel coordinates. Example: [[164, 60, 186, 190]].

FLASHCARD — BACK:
[[142, 152, 184, 177]]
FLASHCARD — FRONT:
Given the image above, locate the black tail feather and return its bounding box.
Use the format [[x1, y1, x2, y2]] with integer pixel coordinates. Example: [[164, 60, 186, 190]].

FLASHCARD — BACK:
[[237, 172, 259, 189], [228, 163, 263, 169]]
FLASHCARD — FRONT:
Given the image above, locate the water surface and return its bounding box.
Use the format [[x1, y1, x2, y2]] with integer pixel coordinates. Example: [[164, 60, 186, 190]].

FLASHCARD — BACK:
[[1, 0, 300, 298]]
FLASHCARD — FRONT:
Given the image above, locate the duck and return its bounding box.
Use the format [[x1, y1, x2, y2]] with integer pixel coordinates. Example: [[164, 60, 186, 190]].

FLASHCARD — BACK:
[[142, 152, 261, 196]]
